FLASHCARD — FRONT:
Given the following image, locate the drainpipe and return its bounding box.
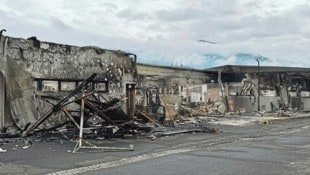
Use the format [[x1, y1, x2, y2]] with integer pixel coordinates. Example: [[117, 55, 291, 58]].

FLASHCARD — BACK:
[[0, 29, 6, 130], [217, 70, 224, 97], [0, 73, 4, 130], [256, 59, 260, 112], [0, 29, 6, 57]]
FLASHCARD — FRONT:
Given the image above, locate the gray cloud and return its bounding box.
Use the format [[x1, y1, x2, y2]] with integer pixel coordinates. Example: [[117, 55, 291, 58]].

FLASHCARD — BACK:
[[103, 2, 119, 10], [155, 8, 202, 22], [50, 17, 73, 31], [0, 0, 310, 69], [116, 8, 151, 21]]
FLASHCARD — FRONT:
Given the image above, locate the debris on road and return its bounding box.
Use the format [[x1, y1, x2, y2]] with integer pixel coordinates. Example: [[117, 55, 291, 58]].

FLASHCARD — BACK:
[[0, 147, 6, 153]]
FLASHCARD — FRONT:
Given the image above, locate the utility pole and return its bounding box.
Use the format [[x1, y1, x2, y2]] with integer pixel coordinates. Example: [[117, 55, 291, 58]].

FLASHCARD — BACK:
[[256, 59, 260, 112]]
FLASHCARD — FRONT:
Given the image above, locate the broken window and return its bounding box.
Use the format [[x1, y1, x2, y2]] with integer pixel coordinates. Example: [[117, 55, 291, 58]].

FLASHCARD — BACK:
[[61, 82, 76, 91], [42, 80, 58, 92], [94, 82, 108, 92], [35, 79, 108, 93]]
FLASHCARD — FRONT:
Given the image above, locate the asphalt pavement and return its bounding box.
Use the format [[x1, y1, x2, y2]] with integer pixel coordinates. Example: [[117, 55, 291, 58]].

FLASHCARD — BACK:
[[0, 116, 310, 175]]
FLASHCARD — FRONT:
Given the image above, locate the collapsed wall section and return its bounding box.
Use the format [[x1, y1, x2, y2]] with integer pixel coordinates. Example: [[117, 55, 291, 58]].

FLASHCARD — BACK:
[[0, 35, 137, 131]]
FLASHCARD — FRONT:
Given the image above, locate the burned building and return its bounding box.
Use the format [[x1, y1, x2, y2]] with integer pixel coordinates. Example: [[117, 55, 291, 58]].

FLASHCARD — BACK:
[[136, 63, 310, 118], [0, 33, 137, 133], [2, 31, 310, 138], [206, 65, 310, 114], [137, 63, 212, 101], [136, 63, 218, 120]]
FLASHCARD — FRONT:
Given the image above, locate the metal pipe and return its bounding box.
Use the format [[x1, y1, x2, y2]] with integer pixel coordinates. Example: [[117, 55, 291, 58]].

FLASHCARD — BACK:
[[78, 93, 85, 148], [0, 73, 4, 129], [256, 59, 260, 111]]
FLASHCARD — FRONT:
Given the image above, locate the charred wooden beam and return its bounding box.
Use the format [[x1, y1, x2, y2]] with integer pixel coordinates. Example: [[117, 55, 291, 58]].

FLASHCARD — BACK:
[[22, 73, 97, 137], [136, 110, 161, 127], [62, 108, 80, 129], [83, 99, 116, 125]]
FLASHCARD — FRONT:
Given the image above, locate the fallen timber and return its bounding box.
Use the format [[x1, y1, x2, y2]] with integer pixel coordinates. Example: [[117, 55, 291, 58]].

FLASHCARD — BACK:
[[15, 73, 219, 152], [22, 73, 98, 137]]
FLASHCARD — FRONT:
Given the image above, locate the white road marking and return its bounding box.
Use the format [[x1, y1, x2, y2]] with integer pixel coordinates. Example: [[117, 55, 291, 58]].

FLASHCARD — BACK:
[[48, 148, 194, 175]]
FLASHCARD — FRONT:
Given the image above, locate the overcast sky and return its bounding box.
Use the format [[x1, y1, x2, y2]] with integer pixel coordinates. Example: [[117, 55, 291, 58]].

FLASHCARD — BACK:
[[1, 0, 310, 69]]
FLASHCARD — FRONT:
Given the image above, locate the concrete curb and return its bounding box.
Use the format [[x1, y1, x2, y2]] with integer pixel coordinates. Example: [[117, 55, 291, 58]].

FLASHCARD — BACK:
[[256, 113, 310, 124], [205, 113, 310, 126]]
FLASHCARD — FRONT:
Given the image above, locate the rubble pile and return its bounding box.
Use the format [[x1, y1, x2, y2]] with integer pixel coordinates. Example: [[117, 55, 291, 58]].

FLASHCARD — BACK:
[[179, 101, 226, 117], [0, 74, 219, 152]]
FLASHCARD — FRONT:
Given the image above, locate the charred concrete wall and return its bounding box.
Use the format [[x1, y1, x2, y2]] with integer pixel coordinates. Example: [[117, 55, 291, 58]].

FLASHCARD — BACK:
[[5, 36, 136, 82], [136, 63, 213, 120], [137, 63, 211, 100], [0, 35, 137, 130], [207, 66, 310, 114]]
